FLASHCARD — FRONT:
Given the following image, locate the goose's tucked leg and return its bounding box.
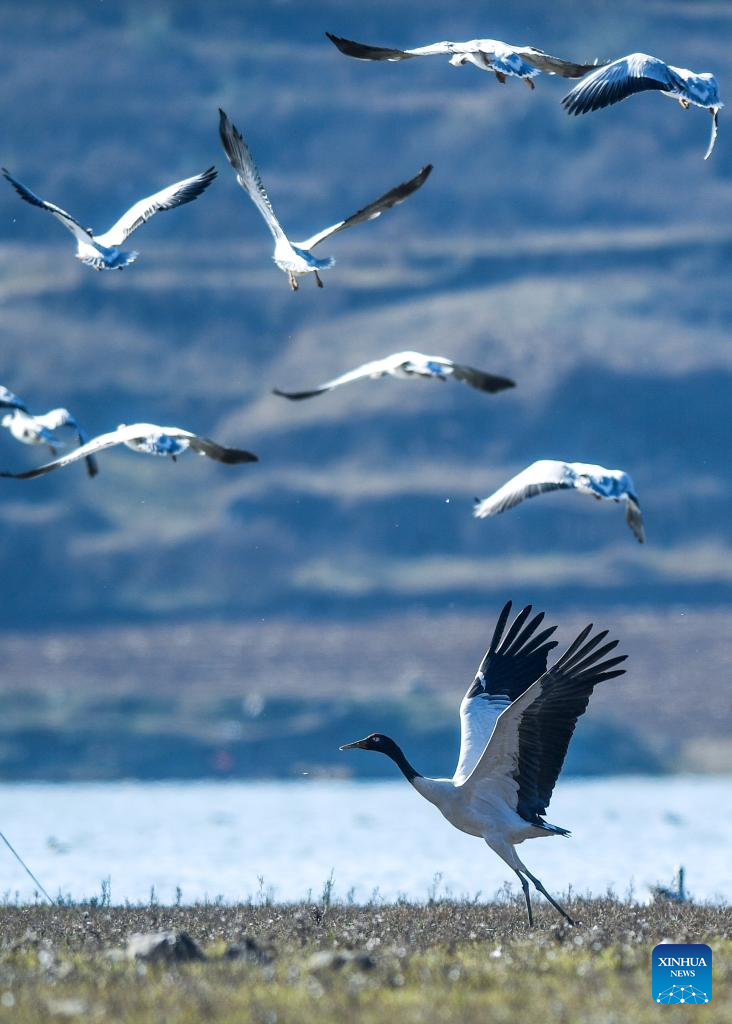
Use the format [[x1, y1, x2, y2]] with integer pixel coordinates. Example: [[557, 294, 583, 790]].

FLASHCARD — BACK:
[[514, 870, 533, 927], [314, 270, 324, 288], [287, 271, 299, 291], [524, 77, 536, 90], [523, 868, 575, 925], [679, 97, 690, 110]]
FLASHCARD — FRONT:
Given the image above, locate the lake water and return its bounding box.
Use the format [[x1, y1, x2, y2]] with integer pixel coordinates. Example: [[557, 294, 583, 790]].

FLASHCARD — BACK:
[[1, 776, 729, 905]]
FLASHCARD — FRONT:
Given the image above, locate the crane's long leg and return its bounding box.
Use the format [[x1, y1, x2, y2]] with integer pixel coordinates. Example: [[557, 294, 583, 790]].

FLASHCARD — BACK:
[[514, 870, 533, 927], [314, 271, 324, 288], [524, 77, 536, 90], [287, 272, 299, 291], [523, 867, 575, 925]]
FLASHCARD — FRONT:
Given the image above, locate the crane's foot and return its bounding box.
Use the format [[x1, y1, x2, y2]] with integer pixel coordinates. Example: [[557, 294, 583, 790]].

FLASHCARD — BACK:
[[524, 77, 536, 90], [314, 271, 324, 289], [288, 272, 299, 291], [679, 98, 690, 110], [494, 70, 507, 84]]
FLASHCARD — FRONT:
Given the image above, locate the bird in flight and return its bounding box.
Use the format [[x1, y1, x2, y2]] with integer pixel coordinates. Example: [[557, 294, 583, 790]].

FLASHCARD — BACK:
[[0, 385, 28, 413], [562, 53, 722, 159], [326, 32, 600, 90], [473, 460, 644, 542], [2, 406, 99, 478], [0, 423, 258, 480], [2, 165, 217, 269], [341, 601, 626, 926], [218, 108, 432, 290], [273, 350, 516, 400]]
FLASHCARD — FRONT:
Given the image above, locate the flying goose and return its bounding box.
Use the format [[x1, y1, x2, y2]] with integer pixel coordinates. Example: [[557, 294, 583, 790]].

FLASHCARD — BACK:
[[341, 601, 627, 925], [0, 423, 258, 480], [326, 32, 600, 89], [474, 460, 645, 542], [0, 385, 28, 413], [273, 350, 516, 400], [218, 108, 432, 290], [562, 53, 722, 159], [1, 407, 99, 478], [2, 166, 217, 269]]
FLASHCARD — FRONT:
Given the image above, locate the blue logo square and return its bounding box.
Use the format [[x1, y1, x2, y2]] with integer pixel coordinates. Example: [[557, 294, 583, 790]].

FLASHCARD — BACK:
[[652, 943, 712, 1004]]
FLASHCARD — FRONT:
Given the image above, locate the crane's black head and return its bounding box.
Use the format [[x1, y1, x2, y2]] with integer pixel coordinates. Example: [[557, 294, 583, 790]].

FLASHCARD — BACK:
[[340, 733, 420, 782], [340, 732, 397, 754]]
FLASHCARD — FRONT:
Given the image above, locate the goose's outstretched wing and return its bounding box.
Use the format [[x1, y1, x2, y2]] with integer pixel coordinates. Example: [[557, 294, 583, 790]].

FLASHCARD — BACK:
[[273, 356, 396, 400], [0, 386, 28, 413], [562, 53, 678, 115], [0, 426, 147, 479], [185, 435, 259, 464], [2, 168, 91, 243], [453, 602, 559, 783], [34, 408, 99, 478], [218, 109, 286, 241], [326, 32, 452, 61], [296, 164, 432, 251], [94, 167, 217, 247], [625, 495, 645, 543], [474, 460, 574, 518], [516, 47, 602, 79], [450, 363, 516, 394], [460, 624, 626, 826], [705, 107, 720, 161]]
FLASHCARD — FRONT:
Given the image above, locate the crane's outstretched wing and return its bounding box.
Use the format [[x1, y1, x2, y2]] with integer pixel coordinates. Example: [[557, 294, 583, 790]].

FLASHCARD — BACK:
[[218, 109, 287, 241], [562, 53, 677, 115], [2, 168, 91, 243], [517, 47, 602, 79], [461, 623, 626, 825], [0, 386, 28, 413], [94, 167, 217, 247], [273, 356, 396, 400], [450, 363, 516, 394], [296, 164, 432, 250], [474, 460, 574, 518], [186, 436, 259, 463], [625, 495, 645, 543], [34, 408, 99, 478], [453, 602, 559, 783], [326, 32, 454, 61]]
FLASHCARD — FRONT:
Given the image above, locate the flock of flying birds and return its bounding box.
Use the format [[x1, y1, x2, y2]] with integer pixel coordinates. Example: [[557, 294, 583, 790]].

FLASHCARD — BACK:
[[0, 27, 719, 919], [0, 31, 711, 537]]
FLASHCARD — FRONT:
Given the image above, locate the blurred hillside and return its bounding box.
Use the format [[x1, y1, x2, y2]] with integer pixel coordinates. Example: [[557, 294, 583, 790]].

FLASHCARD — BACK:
[[0, 1, 731, 777]]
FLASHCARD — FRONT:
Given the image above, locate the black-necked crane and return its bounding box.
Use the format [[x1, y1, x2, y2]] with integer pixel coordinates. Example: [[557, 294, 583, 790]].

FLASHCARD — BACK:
[[341, 601, 627, 926]]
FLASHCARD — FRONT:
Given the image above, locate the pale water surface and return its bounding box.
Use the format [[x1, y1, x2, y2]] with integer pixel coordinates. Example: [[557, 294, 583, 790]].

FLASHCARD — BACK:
[[1, 777, 729, 905]]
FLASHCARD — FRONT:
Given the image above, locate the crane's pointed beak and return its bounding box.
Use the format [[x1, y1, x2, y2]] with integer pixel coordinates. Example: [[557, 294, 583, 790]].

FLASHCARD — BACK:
[[340, 738, 367, 751]]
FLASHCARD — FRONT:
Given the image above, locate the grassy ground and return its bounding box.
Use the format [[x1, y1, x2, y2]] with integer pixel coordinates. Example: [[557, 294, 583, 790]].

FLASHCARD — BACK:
[[0, 899, 729, 1022]]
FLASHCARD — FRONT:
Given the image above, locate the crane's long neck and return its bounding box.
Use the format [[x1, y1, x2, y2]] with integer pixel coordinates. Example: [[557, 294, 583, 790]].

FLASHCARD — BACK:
[[382, 742, 421, 785]]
